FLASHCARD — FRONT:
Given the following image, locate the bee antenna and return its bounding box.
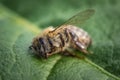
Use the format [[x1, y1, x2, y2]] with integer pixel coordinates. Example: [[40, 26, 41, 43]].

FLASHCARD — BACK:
[[29, 45, 33, 50]]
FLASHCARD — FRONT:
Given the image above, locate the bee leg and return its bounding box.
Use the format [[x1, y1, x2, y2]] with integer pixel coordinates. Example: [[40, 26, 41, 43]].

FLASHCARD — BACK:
[[77, 47, 93, 55], [46, 52, 57, 58], [74, 41, 91, 55], [79, 49, 89, 54], [62, 50, 85, 59], [46, 53, 52, 58]]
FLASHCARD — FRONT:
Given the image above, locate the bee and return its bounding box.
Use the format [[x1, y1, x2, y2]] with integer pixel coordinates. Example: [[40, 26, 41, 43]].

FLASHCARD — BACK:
[[29, 9, 95, 58]]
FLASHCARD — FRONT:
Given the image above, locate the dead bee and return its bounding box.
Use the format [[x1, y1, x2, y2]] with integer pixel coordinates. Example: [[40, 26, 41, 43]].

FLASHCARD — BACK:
[[29, 9, 95, 58]]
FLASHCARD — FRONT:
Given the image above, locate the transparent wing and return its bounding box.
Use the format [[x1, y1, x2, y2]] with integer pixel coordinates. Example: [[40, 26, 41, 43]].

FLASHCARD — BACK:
[[63, 9, 95, 26], [54, 9, 95, 31]]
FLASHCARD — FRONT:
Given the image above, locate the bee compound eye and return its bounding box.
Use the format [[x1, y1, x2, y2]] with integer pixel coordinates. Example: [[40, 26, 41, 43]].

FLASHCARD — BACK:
[[39, 38, 45, 45]]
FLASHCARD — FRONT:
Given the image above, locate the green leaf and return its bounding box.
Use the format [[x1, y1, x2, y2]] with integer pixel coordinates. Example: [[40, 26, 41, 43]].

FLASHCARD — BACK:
[[1, 0, 120, 77], [0, 4, 120, 80]]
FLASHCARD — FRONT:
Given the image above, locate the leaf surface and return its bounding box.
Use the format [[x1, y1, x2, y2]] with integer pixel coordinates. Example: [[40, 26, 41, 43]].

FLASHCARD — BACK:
[[0, 4, 120, 80]]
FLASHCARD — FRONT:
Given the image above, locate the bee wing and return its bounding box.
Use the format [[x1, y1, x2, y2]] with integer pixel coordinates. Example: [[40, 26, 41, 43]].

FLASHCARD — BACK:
[[54, 9, 95, 31], [63, 9, 95, 26]]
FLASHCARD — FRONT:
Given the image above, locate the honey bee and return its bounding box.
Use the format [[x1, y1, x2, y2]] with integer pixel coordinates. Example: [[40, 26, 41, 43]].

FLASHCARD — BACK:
[[29, 9, 95, 58]]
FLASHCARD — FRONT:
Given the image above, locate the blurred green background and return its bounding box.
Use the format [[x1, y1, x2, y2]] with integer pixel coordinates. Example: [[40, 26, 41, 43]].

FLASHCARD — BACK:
[[1, 0, 119, 28], [0, 0, 120, 80]]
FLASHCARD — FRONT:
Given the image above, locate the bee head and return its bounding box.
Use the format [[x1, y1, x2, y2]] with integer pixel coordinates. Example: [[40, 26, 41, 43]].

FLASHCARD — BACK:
[[29, 37, 47, 58]]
